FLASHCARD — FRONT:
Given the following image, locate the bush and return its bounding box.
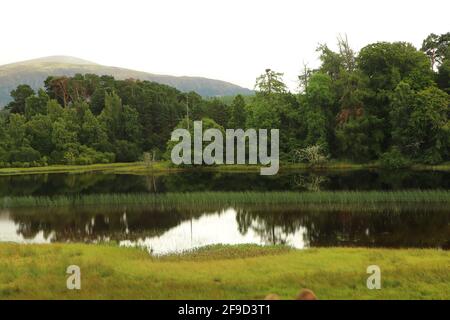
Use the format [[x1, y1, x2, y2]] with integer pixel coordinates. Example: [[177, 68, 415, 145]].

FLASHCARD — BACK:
[[49, 150, 65, 164], [0, 147, 8, 163], [420, 149, 444, 165], [380, 148, 411, 169], [49, 145, 115, 165], [77, 146, 115, 164], [115, 140, 141, 162], [8, 147, 41, 163], [294, 145, 328, 166]]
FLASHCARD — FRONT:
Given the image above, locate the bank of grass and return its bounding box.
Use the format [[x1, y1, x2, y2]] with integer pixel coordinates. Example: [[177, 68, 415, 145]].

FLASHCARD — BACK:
[[2, 190, 449, 209], [0, 161, 366, 176], [0, 243, 448, 300], [1, 160, 449, 176], [412, 162, 450, 171], [0, 161, 176, 176]]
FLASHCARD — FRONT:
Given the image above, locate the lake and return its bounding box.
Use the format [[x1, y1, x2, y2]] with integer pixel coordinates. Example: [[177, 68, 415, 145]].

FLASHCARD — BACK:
[[0, 169, 449, 254]]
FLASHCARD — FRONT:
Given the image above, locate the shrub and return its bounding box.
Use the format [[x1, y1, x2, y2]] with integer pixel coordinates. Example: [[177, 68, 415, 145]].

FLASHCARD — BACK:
[[420, 149, 444, 165], [115, 140, 141, 162], [294, 145, 328, 166], [49, 150, 65, 164], [8, 147, 41, 163], [380, 148, 411, 169], [0, 147, 8, 163], [77, 145, 115, 164]]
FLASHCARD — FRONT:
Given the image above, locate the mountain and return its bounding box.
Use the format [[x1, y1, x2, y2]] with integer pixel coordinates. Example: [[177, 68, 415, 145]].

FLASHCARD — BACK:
[[0, 56, 253, 107]]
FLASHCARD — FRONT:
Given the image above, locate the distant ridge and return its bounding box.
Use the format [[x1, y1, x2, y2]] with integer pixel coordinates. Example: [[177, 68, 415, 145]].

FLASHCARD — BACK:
[[0, 56, 99, 67], [0, 56, 253, 107]]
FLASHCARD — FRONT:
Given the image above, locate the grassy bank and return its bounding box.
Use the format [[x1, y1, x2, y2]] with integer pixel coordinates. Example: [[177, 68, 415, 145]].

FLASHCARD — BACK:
[[0, 244, 448, 299], [2, 190, 449, 209], [0, 161, 370, 176], [0, 162, 177, 176], [1, 161, 449, 176]]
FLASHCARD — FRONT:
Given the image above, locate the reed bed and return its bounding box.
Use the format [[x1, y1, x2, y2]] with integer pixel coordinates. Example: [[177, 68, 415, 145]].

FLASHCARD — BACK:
[[1, 190, 450, 209]]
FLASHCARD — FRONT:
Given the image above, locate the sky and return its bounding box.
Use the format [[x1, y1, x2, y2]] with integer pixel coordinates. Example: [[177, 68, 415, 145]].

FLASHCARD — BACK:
[[0, 0, 449, 90]]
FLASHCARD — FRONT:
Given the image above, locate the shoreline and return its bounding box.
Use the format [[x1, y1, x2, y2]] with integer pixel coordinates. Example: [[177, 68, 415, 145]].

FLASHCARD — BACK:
[[2, 190, 450, 209], [0, 161, 449, 176]]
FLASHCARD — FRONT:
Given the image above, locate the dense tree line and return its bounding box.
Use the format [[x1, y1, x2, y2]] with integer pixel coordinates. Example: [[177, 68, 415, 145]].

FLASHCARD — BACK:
[[0, 77, 190, 166], [0, 32, 449, 167], [246, 33, 450, 165]]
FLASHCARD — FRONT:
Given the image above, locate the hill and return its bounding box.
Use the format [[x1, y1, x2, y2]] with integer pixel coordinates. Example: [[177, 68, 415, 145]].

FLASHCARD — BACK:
[[0, 56, 253, 107]]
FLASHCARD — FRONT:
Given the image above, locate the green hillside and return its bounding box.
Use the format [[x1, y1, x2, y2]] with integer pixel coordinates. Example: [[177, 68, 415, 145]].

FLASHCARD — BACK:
[[0, 56, 253, 107]]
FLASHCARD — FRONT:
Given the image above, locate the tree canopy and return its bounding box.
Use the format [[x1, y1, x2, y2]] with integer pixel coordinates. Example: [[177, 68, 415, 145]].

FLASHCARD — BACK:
[[0, 32, 449, 167]]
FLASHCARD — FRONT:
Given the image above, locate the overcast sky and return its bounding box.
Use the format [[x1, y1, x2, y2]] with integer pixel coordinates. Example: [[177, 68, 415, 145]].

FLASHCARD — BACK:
[[1, 0, 449, 90]]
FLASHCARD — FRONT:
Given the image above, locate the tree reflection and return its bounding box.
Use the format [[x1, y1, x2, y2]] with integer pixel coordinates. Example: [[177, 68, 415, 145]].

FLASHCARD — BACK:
[[8, 206, 207, 242], [5, 205, 450, 249], [235, 207, 449, 248], [292, 173, 329, 191], [1, 169, 449, 197]]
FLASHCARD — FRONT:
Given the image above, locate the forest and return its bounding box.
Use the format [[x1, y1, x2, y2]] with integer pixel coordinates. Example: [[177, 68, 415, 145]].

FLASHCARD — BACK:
[[0, 32, 449, 168]]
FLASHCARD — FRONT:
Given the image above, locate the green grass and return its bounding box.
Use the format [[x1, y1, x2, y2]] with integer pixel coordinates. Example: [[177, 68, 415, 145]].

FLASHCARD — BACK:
[[1, 160, 449, 176], [2, 190, 449, 209], [412, 162, 450, 171], [0, 162, 177, 176], [0, 161, 362, 176], [0, 244, 448, 299]]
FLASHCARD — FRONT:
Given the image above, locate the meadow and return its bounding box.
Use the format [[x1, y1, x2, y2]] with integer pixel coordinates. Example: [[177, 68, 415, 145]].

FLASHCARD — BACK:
[[0, 244, 448, 300]]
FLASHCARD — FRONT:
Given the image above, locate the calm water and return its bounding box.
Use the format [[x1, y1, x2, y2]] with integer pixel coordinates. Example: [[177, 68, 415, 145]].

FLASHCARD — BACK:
[[0, 170, 449, 254], [0, 169, 450, 196], [1, 206, 449, 254]]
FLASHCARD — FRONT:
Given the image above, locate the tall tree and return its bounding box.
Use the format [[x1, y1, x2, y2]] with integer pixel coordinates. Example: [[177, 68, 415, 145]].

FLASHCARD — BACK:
[[205, 98, 228, 127], [25, 89, 49, 119], [228, 95, 247, 129], [409, 87, 449, 163], [437, 60, 450, 94], [26, 114, 54, 155], [421, 32, 450, 69], [255, 69, 287, 95], [6, 85, 35, 114]]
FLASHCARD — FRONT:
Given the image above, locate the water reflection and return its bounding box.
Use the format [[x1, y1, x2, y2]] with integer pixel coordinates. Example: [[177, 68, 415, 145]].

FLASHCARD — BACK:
[[0, 212, 53, 243], [1, 205, 448, 254], [120, 209, 307, 255], [1, 169, 450, 196]]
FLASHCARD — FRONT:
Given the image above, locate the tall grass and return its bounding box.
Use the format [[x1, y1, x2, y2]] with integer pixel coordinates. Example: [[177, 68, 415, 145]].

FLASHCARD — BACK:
[[1, 190, 450, 209], [0, 244, 449, 299]]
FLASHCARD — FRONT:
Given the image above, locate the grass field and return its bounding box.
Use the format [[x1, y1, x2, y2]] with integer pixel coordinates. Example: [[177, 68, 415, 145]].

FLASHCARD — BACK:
[[0, 244, 448, 300], [0, 162, 177, 176], [0, 161, 369, 176], [1, 161, 449, 176]]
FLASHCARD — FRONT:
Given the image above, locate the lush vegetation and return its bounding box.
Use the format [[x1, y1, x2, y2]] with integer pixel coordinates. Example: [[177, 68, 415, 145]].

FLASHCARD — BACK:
[[0, 33, 449, 168], [0, 160, 178, 176], [2, 190, 449, 209], [1, 161, 449, 178], [0, 56, 253, 107], [0, 244, 448, 299]]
